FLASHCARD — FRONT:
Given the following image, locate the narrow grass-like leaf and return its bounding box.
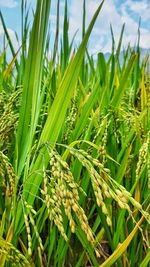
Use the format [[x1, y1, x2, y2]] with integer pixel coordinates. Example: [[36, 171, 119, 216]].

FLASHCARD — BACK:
[[100, 216, 144, 267], [16, 0, 51, 176], [76, 227, 99, 267], [111, 53, 136, 108], [53, 0, 60, 62], [70, 80, 101, 141], [14, 0, 105, 234], [140, 249, 150, 267], [3, 48, 21, 80], [0, 11, 19, 71]]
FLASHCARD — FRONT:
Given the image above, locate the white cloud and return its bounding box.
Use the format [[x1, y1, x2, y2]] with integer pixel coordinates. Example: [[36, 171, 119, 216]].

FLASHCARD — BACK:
[[120, 0, 150, 21], [139, 28, 150, 49], [0, 0, 17, 8], [68, 0, 150, 53], [0, 0, 149, 56], [119, 1, 150, 49], [69, 0, 82, 38]]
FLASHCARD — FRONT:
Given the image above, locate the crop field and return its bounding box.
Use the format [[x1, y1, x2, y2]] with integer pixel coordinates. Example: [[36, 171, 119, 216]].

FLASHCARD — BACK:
[[0, 0, 150, 266]]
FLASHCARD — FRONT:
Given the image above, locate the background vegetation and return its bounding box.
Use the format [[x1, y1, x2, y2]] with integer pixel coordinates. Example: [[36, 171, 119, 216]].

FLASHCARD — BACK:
[[0, 0, 150, 266]]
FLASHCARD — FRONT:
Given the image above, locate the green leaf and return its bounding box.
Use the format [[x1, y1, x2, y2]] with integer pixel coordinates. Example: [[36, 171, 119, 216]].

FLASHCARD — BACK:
[[100, 216, 144, 267], [111, 53, 137, 109], [14, 0, 105, 234], [140, 249, 150, 267], [16, 0, 51, 176]]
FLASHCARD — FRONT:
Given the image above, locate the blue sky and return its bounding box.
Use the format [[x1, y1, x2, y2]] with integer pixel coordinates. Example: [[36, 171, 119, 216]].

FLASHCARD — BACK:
[[0, 0, 150, 57]]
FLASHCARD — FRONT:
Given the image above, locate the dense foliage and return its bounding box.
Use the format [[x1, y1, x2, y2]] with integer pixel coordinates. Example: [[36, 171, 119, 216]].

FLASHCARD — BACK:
[[0, 0, 150, 266]]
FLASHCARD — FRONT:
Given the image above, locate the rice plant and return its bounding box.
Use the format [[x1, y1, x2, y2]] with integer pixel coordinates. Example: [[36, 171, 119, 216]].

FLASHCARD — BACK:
[[0, 0, 150, 266]]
